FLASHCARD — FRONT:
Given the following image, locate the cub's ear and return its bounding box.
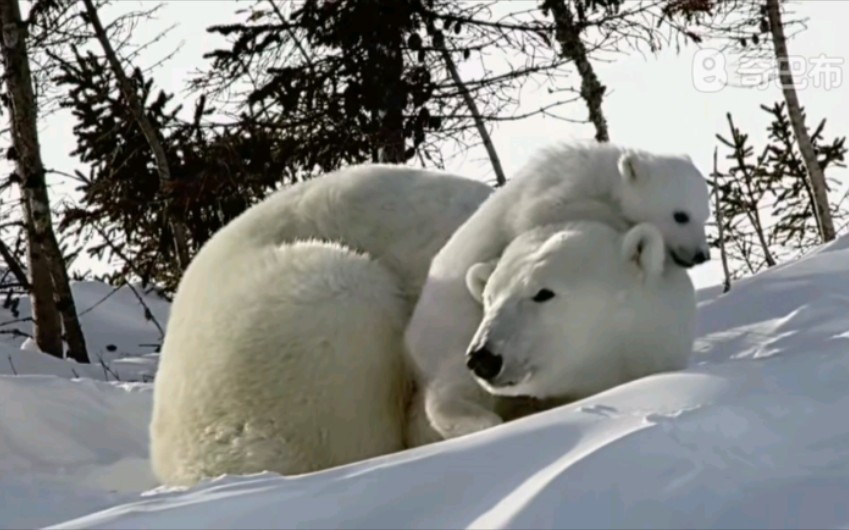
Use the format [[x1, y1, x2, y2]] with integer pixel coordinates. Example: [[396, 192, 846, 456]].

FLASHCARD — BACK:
[[617, 152, 643, 184], [465, 260, 497, 304], [621, 222, 665, 283]]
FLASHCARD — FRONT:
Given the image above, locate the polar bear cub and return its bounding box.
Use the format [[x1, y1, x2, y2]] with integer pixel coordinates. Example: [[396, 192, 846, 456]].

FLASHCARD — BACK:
[[150, 239, 411, 487], [405, 220, 696, 447], [405, 141, 709, 442]]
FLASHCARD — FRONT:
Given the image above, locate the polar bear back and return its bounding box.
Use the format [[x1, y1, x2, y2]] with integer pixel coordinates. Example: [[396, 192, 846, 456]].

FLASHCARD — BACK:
[[188, 164, 492, 308]]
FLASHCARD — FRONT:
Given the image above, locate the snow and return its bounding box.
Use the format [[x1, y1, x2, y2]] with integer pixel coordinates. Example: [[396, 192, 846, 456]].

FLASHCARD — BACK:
[[0, 377, 155, 528], [3, 237, 849, 529], [0, 281, 169, 381]]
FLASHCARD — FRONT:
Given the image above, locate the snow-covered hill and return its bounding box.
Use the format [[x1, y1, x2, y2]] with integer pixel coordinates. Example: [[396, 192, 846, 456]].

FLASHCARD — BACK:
[[2, 237, 849, 529]]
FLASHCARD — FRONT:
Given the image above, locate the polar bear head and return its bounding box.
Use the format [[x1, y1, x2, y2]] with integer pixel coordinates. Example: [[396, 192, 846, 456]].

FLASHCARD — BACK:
[[616, 150, 711, 269], [464, 220, 695, 401]]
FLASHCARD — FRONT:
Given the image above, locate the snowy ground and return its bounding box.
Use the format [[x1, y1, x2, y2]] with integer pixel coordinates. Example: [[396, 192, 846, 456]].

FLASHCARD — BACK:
[[2, 237, 849, 529]]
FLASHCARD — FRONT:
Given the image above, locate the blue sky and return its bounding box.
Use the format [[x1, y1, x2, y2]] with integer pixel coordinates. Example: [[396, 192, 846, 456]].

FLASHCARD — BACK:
[[35, 0, 849, 290]]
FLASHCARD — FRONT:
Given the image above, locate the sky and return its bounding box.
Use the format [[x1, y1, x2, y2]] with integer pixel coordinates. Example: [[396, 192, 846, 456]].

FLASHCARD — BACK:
[[36, 0, 849, 290]]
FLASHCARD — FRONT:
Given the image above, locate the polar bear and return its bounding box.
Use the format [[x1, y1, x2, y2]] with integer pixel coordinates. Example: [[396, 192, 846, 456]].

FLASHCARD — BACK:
[[150, 164, 493, 486], [150, 239, 412, 486], [405, 220, 696, 447], [405, 141, 709, 442]]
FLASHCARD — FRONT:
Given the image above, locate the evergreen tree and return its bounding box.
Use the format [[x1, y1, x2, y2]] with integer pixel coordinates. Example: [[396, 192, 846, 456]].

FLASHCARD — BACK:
[[711, 102, 846, 279], [55, 48, 291, 290], [198, 0, 570, 176]]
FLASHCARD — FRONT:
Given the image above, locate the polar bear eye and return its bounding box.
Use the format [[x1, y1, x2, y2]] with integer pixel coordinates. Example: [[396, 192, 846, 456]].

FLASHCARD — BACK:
[[673, 211, 690, 224], [532, 289, 555, 303]]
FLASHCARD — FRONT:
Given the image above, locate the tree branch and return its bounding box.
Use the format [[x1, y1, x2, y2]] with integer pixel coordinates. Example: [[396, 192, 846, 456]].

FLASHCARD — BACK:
[[81, 0, 192, 270]]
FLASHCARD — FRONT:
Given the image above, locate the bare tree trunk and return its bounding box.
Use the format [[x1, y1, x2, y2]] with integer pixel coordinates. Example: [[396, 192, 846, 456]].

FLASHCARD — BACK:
[[46, 241, 89, 362], [0, 0, 89, 362], [711, 148, 731, 293], [766, 0, 835, 242], [81, 0, 192, 268], [543, 0, 609, 142], [439, 47, 506, 186], [24, 238, 62, 356]]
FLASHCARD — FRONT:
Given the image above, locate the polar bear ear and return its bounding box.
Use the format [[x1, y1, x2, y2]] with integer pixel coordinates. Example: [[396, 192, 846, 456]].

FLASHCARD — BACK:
[[617, 152, 643, 184], [466, 260, 497, 304], [621, 223, 665, 282]]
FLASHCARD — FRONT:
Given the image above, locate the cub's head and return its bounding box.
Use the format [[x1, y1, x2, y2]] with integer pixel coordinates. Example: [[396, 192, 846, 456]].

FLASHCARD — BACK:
[[617, 150, 711, 268], [464, 221, 672, 400]]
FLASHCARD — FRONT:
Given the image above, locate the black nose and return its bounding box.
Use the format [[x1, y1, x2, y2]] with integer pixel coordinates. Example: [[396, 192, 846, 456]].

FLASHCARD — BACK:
[[693, 249, 710, 264], [466, 346, 503, 381]]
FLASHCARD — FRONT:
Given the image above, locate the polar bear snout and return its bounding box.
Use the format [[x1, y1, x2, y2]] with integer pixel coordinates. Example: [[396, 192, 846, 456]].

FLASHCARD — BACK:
[[466, 345, 504, 382], [670, 245, 711, 268], [466, 340, 535, 394]]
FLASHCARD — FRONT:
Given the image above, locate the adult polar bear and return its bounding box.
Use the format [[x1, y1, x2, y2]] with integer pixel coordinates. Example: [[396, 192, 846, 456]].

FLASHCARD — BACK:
[[151, 165, 492, 486], [463, 221, 696, 404], [151, 220, 694, 486], [404, 141, 711, 443]]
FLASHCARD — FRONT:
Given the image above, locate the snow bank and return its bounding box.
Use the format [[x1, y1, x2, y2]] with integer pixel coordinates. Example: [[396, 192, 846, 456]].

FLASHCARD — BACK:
[[0, 281, 166, 528], [0, 376, 154, 529], [0, 281, 168, 381]]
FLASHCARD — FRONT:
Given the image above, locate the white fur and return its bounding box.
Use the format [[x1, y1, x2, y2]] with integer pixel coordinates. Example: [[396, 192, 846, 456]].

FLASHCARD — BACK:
[[150, 239, 412, 486], [188, 163, 492, 312], [621, 223, 666, 283], [405, 221, 696, 446], [150, 164, 492, 486], [465, 221, 696, 401], [404, 141, 707, 442]]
